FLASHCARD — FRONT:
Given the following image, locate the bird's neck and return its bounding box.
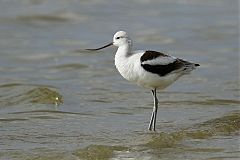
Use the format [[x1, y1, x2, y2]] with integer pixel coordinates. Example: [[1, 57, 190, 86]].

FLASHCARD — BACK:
[[114, 43, 137, 82], [116, 44, 132, 58]]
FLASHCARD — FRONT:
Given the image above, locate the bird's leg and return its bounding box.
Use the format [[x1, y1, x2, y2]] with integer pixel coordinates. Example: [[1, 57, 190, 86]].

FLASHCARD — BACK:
[[148, 90, 155, 131], [152, 88, 158, 131], [148, 89, 158, 131]]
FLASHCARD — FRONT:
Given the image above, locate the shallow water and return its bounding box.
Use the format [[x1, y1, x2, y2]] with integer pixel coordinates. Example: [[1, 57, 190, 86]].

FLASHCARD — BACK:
[[0, 0, 239, 159]]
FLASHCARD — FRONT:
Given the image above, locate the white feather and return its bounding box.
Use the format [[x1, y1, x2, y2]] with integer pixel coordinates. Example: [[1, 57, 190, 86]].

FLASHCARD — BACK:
[[141, 56, 176, 65]]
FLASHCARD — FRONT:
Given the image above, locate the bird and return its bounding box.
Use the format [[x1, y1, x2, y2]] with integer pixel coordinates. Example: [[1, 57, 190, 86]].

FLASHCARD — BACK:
[[86, 31, 199, 131]]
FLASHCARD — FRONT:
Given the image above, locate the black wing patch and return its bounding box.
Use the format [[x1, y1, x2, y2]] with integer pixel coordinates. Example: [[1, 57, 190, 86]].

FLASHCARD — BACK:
[[140, 50, 168, 62], [141, 60, 184, 76], [140, 50, 182, 76], [140, 50, 199, 76]]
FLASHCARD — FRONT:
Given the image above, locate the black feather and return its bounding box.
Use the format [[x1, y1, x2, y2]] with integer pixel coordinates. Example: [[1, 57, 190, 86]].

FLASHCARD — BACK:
[[140, 51, 199, 76]]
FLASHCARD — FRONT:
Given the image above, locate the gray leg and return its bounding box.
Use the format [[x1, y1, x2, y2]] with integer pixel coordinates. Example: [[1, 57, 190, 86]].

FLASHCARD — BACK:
[[148, 90, 155, 131], [148, 93, 155, 131], [152, 88, 158, 131], [148, 89, 158, 131]]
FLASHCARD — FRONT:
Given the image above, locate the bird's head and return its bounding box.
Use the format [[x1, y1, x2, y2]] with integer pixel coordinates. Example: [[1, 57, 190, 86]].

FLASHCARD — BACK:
[[86, 31, 132, 51], [113, 31, 132, 47]]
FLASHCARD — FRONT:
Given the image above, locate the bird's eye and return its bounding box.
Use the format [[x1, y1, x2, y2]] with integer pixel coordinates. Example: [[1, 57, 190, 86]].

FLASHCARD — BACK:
[[116, 37, 120, 39]]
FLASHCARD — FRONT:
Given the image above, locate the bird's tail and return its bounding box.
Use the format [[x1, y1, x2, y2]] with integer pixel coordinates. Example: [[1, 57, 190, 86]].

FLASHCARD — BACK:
[[180, 60, 200, 74]]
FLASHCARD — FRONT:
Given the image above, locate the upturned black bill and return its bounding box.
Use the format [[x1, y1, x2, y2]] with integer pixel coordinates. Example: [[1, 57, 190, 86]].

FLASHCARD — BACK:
[[85, 42, 113, 51]]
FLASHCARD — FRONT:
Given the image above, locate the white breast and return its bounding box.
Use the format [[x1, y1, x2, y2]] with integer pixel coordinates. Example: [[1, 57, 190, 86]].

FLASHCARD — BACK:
[[114, 53, 140, 82]]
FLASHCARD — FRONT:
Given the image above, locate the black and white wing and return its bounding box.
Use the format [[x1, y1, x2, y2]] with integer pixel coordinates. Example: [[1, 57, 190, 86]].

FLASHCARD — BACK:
[[140, 50, 199, 76]]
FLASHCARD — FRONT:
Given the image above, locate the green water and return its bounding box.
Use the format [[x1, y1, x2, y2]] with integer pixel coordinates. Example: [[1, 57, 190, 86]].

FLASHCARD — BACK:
[[0, 0, 239, 159]]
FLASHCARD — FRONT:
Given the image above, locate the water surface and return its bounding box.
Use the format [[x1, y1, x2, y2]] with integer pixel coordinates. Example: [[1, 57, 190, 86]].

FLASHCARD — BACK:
[[0, 0, 239, 159]]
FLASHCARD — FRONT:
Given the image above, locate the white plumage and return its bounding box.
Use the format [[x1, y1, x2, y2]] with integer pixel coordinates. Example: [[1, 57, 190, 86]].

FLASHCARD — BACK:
[[141, 55, 176, 65], [86, 31, 199, 131]]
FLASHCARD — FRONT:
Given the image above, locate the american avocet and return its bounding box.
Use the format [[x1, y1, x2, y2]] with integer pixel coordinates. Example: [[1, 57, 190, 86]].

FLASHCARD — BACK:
[[86, 31, 199, 131]]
